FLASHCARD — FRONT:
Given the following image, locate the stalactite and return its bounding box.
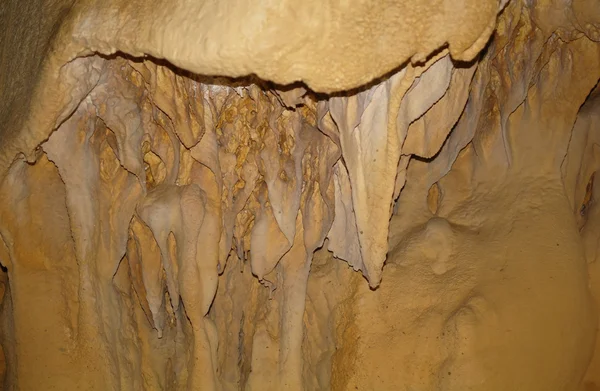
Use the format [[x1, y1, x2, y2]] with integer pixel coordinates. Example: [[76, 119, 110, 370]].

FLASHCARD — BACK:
[[1, 0, 600, 390]]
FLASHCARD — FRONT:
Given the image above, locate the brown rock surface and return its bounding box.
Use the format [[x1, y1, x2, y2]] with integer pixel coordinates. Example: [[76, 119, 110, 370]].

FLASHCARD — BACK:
[[1, 0, 600, 390]]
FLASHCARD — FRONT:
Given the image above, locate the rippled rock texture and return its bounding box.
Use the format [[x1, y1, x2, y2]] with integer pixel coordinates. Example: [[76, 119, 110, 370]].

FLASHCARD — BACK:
[[1, 0, 600, 390]]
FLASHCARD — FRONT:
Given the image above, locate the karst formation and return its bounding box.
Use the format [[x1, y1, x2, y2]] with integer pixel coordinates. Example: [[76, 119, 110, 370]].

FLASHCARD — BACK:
[[1, 0, 600, 390]]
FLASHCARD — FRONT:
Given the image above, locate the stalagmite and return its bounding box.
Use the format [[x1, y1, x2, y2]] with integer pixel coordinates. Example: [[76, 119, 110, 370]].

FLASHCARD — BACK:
[[1, 0, 600, 390]]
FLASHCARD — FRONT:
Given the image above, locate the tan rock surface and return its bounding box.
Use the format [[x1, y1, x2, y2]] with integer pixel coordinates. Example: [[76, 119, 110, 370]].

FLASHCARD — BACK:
[[1, 0, 600, 390]]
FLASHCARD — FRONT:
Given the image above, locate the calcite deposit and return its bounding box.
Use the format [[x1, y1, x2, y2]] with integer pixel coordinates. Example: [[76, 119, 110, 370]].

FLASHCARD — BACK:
[[1, 0, 600, 390]]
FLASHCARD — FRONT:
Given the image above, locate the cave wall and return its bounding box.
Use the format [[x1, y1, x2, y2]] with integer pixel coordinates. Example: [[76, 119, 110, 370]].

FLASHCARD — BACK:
[[1, 0, 600, 390]]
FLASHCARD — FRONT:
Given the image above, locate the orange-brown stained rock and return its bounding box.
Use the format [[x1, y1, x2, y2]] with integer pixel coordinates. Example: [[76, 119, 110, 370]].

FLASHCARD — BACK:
[[1, 0, 600, 390]]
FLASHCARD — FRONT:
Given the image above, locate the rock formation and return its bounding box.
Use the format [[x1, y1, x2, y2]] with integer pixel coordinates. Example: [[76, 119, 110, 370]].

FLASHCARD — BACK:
[[1, 0, 600, 390]]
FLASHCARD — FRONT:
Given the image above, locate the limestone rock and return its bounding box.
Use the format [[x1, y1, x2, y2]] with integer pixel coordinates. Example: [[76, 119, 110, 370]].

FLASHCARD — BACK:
[[1, 0, 600, 390]]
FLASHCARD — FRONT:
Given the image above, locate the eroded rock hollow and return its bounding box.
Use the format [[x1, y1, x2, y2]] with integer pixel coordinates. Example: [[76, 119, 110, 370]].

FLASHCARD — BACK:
[[1, 0, 600, 389]]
